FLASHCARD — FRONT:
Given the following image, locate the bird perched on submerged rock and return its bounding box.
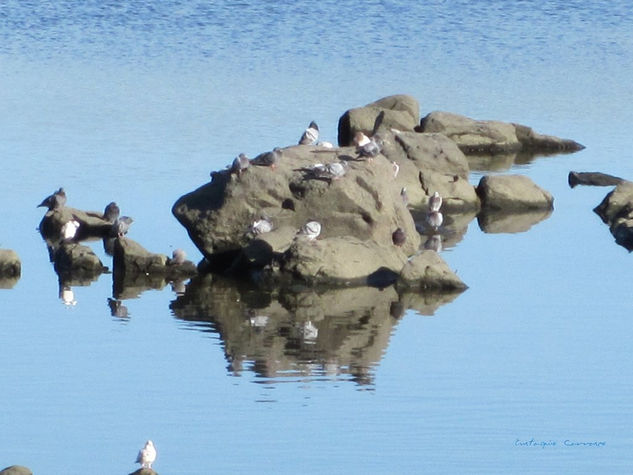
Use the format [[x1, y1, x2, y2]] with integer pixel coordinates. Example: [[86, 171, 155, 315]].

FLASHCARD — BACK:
[[135, 440, 157, 470], [170, 248, 186, 265], [38, 187, 66, 210], [103, 202, 120, 223], [249, 216, 273, 235], [392, 227, 406, 247], [110, 216, 133, 237], [298, 221, 321, 241], [428, 191, 442, 212], [252, 147, 281, 170], [356, 135, 383, 160], [353, 131, 371, 148], [299, 121, 319, 145], [230, 153, 250, 176]]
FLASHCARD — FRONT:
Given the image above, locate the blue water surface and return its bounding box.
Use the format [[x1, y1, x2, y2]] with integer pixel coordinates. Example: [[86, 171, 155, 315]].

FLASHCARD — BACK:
[[1, 1, 632, 473]]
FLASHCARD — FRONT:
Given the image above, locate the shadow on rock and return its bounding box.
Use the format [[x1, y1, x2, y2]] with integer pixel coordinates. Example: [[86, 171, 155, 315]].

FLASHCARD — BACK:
[[169, 274, 465, 386]]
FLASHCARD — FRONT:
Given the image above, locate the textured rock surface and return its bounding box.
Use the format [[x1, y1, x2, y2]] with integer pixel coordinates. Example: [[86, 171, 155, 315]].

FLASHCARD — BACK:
[[420, 111, 584, 154], [337, 94, 420, 146], [593, 182, 633, 251], [476, 175, 554, 211], [53, 242, 106, 277], [398, 250, 467, 290]]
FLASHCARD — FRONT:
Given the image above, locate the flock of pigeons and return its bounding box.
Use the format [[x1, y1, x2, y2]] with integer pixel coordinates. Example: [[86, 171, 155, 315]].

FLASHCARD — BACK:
[[37, 187, 134, 241], [227, 121, 444, 247], [36, 187, 188, 266]]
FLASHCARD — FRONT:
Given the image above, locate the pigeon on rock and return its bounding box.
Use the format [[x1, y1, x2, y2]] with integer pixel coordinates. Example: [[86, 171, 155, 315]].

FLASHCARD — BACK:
[[135, 440, 157, 470], [299, 121, 319, 145]]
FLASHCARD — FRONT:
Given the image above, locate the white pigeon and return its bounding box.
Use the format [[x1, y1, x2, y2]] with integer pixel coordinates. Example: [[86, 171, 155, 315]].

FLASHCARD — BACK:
[[61, 219, 80, 241], [135, 440, 157, 469], [298, 221, 321, 241], [299, 121, 319, 145], [353, 131, 371, 148], [428, 191, 443, 212], [250, 217, 273, 235]]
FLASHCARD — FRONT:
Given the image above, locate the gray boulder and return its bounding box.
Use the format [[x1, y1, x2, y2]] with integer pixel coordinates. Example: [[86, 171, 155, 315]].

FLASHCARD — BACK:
[[337, 94, 420, 146], [113, 237, 197, 280], [476, 175, 554, 211], [420, 111, 584, 154]]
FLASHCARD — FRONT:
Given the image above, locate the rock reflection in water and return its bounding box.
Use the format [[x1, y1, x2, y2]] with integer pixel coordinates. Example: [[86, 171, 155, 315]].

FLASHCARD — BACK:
[[477, 208, 553, 233], [170, 274, 463, 386]]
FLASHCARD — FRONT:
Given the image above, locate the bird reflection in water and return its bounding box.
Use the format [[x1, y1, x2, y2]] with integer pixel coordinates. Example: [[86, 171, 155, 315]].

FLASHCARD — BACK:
[[108, 298, 129, 318], [59, 285, 77, 306]]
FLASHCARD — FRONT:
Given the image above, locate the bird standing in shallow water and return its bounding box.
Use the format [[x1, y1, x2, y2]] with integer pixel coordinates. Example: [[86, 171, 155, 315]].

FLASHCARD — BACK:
[[38, 187, 66, 210], [231, 153, 250, 176], [299, 121, 319, 145], [135, 440, 157, 469]]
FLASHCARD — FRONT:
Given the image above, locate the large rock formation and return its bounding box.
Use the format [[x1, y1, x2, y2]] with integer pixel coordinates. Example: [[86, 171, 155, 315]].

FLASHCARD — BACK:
[[337, 94, 420, 146], [419, 111, 585, 154]]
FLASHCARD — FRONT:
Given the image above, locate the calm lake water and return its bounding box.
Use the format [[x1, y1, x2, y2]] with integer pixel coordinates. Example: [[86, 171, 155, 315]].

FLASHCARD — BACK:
[[1, 1, 633, 473]]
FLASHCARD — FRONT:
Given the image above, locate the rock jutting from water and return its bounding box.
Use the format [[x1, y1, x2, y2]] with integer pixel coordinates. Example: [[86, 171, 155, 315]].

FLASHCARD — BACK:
[[173, 94, 585, 288]]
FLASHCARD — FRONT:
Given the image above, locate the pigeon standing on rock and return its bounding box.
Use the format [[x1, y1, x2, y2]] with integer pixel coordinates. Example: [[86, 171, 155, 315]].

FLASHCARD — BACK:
[[356, 135, 383, 160], [252, 148, 281, 170], [299, 121, 319, 145], [170, 248, 186, 265], [103, 202, 120, 223], [298, 221, 321, 241], [353, 131, 371, 148], [428, 191, 442, 212], [135, 440, 157, 470], [250, 216, 273, 235], [38, 187, 67, 210], [231, 153, 250, 176], [111, 216, 134, 237]]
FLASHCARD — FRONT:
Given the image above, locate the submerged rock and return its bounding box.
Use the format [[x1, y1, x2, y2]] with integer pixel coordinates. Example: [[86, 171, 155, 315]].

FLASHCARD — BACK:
[[398, 250, 467, 291], [53, 242, 107, 278], [420, 111, 584, 154], [593, 182, 633, 251], [568, 171, 624, 188], [476, 175, 554, 211]]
